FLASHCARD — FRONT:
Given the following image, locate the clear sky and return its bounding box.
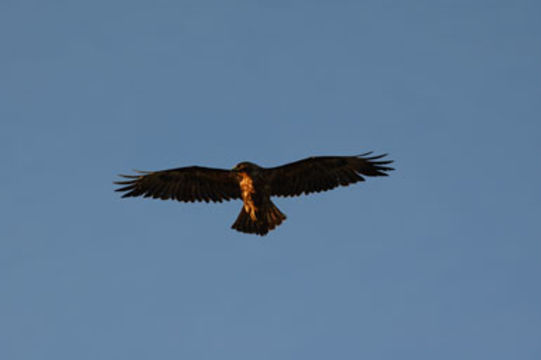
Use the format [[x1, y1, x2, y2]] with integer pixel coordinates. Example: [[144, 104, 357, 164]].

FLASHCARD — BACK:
[[1, 1, 540, 359]]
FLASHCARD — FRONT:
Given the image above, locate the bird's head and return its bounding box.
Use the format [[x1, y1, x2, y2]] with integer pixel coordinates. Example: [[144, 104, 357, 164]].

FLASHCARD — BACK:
[[232, 161, 261, 175]]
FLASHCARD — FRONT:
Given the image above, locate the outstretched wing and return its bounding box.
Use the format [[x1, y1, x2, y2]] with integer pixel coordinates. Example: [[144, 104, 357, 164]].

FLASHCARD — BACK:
[[114, 166, 241, 203], [265, 152, 394, 197]]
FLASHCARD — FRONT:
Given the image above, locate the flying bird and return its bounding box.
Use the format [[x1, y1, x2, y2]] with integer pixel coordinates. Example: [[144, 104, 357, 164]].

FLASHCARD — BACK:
[[114, 152, 394, 236]]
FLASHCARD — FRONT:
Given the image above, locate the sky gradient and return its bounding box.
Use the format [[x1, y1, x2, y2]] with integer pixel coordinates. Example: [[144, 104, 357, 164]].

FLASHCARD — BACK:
[[2, 1, 540, 359]]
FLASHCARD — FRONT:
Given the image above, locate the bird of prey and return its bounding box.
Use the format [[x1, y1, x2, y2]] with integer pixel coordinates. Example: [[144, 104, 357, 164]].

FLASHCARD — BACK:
[[114, 152, 394, 236]]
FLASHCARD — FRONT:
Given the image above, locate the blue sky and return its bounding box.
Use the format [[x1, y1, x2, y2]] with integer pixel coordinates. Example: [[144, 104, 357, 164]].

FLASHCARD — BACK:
[[1, 1, 540, 359]]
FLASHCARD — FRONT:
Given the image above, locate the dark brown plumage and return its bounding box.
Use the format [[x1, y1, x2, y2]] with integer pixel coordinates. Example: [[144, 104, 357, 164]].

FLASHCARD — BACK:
[[114, 152, 394, 235]]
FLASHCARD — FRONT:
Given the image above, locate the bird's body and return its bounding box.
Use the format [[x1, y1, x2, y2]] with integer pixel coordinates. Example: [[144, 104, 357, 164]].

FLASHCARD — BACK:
[[237, 168, 261, 220], [115, 153, 394, 235], [231, 162, 286, 235]]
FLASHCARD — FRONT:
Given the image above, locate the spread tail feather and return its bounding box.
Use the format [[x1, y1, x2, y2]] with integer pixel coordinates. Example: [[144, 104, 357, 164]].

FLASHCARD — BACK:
[[231, 201, 286, 236]]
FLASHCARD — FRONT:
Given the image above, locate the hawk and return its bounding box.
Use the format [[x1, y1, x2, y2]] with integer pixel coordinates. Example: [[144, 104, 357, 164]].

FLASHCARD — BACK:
[[114, 152, 394, 235]]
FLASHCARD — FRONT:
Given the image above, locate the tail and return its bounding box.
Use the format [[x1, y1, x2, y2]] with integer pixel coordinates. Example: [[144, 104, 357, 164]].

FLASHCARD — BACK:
[[231, 201, 286, 236]]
